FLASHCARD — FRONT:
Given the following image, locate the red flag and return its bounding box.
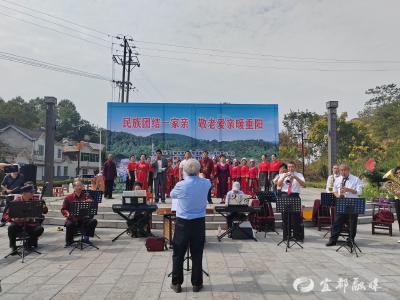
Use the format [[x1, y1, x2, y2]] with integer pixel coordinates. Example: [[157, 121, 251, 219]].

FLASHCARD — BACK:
[[365, 158, 376, 172]]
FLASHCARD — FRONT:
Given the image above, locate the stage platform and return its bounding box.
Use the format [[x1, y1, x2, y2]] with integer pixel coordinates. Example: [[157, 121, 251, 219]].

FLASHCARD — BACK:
[[42, 188, 376, 230]]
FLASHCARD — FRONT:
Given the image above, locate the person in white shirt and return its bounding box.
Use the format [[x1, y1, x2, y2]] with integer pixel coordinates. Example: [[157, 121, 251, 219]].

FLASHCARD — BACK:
[[277, 161, 305, 241], [273, 164, 288, 196], [225, 182, 247, 230], [325, 165, 340, 193], [178, 151, 192, 181], [326, 164, 363, 246]]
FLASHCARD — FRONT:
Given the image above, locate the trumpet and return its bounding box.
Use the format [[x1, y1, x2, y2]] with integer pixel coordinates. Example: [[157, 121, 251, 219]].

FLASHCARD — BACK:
[[383, 169, 400, 197]]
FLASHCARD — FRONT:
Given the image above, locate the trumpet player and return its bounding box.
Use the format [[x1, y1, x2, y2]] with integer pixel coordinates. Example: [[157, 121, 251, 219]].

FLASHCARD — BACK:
[[326, 164, 363, 247]]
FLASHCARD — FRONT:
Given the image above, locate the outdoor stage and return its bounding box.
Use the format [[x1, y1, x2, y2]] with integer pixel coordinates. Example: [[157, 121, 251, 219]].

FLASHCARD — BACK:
[[41, 187, 375, 230]]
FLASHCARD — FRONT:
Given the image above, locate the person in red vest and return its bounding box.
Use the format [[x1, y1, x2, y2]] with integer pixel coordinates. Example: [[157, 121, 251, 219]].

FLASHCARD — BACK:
[[136, 154, 150, 191], [231, 159, 241, 184], [126, 154, 137, 191], [240, 158, 249, 194], [173, 159, 181, 186], [166, 159, 174, 197], [258, 154, 270, 192], [200, 151, 214, 204], [226, 159, 233, 191], [248, 159, 259, 196], [269, 154, 282, 192]]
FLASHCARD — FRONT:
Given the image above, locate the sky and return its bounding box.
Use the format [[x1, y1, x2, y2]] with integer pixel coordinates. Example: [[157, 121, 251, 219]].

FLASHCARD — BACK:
[[0, 0, 400, 129]]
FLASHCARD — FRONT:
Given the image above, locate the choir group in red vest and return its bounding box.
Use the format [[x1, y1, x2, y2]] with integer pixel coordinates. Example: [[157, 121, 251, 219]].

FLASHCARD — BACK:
[[125, 150, 282, 203]]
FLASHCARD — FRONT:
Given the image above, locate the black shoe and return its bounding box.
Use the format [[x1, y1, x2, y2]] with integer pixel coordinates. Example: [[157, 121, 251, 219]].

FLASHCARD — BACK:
[[161, 200, 166, 203], [170, 283, 182, 293], [193, 285, 203, 292], [326, 239, 337, 247], [0, 221, 6, 227], [64, 242, 73, 248]]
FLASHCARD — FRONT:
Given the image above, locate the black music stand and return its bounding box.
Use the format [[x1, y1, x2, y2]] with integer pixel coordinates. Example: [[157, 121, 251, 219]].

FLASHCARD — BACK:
[[112, 204, 155, 242], [320, 193, 336, 238], [83, 190, 103, 239], [68, 201, 99, 255], [335, 198, 365, 257], [168, 243, 209, 278], [4, 200, 43, 263], [276, 196, 303, 252], [256, 191, 277, 203]]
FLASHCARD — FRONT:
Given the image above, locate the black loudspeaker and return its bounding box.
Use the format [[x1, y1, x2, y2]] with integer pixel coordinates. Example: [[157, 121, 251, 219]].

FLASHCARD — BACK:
[[20, 164, 37, 186], [231, 222, 254, 240]]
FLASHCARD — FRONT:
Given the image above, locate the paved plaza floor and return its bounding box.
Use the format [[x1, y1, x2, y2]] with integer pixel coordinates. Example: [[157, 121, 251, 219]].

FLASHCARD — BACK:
[[0, 223, 399, 300]]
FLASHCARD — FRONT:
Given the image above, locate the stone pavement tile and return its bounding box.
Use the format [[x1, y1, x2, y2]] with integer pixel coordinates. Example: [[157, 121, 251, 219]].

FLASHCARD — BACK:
[[47, 268, 81, 285], [65, 256, 97, 270], [365, 291, 398, 300], [59, 276, 97, 294], [263, 291, 292, 300], [123, 262, 148, 275], [186, 291, 213, 299], [158, 291, 186, 300], [105, 291, 136, 300], [52, 293, 81, 300], [34, 263, 67, 277], [210, 274, 236, 292], [142, 267, 167, 283], [254, 273, 286, 292], [132, 282, 162, 300], [107, 257, 132, 269], [231, 291, 266, 300], [0, 293, 29, 300], [113, 275, 141, 292], [80, 283, 114, 300], [8, 275, 50, 294], [79, 263, 109, 276], [92, 253, 118, 264], [1, 269, 33, 285], [212, 291, 236, 299], [29, 284, 64, 300], [95, 267, 124, 284]]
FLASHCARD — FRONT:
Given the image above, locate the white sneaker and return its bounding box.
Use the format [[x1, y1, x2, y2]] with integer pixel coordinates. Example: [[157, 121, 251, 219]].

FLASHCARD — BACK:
[[397, 240, 400, 243]]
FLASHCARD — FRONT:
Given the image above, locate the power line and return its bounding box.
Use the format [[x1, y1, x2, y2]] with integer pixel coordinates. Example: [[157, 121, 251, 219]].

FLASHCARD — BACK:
[[0, 51, 111, 81], [139, 53, 400, 72], [135, 39, 400, 65], [0, 10, 109, 49], [137, 46, 400, 65], [0, 0, 111, 37], [138, 69, 166, 99], [0, 2, 110, 43]]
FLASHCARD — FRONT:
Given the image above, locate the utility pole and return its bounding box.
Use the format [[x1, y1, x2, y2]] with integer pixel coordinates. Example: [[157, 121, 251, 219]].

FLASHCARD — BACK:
[[44, 96, 57, 197], [126, 47, 132, 102], [327, 101, 339, 172], [112, 35, 140, 103], [121, 37, 127, 102]]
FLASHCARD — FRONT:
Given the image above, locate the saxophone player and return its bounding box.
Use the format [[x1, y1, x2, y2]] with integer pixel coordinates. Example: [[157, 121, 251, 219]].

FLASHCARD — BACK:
[[325, 165, 340, 193], [326, 164, 363, 246]]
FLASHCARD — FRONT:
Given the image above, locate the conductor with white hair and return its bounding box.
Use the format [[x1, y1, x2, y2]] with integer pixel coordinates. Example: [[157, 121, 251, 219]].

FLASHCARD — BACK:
[[170, 158, 211, 293]]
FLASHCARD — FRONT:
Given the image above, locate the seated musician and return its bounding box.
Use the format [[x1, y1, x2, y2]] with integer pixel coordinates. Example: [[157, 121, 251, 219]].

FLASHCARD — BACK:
[[4, 184, 48, 254], [326, 164, 363, 246], [225, 182, 247, 229], [130, 181, 151, 237], [61, 179, 98, 247], [277, 161, 305, 242], [1, 166, 25, 226]]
